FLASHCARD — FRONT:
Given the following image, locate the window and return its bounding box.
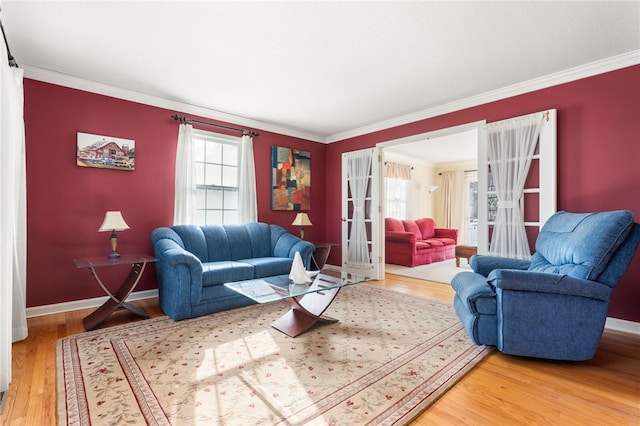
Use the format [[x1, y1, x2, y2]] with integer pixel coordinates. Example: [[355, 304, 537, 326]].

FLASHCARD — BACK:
[[193, 130, 241, 225], [385, 178, 408, 219]]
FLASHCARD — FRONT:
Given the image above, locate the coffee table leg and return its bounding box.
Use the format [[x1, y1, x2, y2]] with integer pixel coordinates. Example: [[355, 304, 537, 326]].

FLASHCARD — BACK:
[[271, 286, 341, 337], [82, 262, 150, 330]]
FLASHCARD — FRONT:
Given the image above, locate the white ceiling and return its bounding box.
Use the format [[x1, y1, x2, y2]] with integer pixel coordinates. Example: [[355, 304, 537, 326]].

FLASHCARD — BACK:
[[2, 1, 639, 147], [385, 129, 479, 167]]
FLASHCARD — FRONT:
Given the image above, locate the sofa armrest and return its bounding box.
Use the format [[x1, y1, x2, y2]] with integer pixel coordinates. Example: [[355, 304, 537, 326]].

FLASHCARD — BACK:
[[488, 269, 612, 302], [434, 228, 458, 241], [152, 233, 206, 320], [153, 236, 202, 269], [470, 255, 531, 277], [385, 231, 416, 244], [270, 229, 315, 270], [288, 240, 315, 270]]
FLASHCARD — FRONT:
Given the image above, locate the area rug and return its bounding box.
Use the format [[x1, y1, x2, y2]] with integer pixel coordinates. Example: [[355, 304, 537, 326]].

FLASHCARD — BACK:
[[57, 285, 490, 425], [385, 259, 471, 284]]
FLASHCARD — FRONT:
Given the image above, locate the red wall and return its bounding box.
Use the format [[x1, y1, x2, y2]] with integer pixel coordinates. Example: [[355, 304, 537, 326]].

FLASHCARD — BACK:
[[324, 65, 640, 322], [24, 80, 325, 307], [24, 65, 640, 322]]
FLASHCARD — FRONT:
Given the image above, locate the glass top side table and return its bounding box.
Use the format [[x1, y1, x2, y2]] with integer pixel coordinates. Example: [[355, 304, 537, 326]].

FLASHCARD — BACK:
[[73, 254, 156, 330]]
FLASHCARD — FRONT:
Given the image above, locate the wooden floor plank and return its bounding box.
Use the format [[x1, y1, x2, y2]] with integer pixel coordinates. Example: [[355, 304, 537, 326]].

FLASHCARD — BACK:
[[1, 274, 638, 425]]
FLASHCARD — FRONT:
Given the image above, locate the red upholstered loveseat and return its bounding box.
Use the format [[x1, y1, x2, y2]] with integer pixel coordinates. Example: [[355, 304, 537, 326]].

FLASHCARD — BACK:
[[385, 217, 458, 267]]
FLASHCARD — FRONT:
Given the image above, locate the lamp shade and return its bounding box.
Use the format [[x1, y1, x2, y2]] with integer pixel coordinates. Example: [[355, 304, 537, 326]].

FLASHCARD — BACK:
[[98, 211, 130, 232], [291, 212, 312, 227]]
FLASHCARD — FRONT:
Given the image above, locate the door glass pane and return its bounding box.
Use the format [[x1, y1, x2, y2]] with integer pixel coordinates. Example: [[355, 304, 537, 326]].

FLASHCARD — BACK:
[[468, 180, 478, 245]]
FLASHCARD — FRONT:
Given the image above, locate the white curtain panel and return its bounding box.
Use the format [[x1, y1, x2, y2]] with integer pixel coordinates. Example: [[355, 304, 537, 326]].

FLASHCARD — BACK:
[[347, 150, 372, 266], [238, 135, 257, 223], [440, 170, 465, 234], [0, 53, 27, 395], [173, 123, 196, 225], [487, 112, 544, 259], [384, 161, 412, 180]]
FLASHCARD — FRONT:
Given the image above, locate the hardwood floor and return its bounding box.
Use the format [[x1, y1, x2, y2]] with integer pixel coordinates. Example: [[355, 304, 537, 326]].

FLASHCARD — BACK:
[[2, 274, 639, 425]]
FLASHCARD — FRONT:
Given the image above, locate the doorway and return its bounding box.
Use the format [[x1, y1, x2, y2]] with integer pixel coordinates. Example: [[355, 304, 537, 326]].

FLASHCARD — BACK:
[[378, 121, 485, 273]]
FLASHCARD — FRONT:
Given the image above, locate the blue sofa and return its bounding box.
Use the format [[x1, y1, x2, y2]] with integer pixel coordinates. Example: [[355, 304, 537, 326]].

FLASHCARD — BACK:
[[451, 210, 640, 361], [151, 223, 315, 320]]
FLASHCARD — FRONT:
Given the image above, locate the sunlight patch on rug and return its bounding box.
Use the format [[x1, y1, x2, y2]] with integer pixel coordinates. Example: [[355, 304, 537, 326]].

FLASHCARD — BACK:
[[57, 285, 490, 425]]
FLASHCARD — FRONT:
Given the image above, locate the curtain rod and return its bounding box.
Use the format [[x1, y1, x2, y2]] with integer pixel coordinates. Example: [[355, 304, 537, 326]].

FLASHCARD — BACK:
[[438, 169, 477, 175], [0, 15, 18, 68], [171, 114, 259, 137]]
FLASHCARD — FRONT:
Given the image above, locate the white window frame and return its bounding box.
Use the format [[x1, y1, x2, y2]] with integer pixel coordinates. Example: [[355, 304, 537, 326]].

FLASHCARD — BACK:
[[193, 129, 242, 226], [384, 178, 408, 219]]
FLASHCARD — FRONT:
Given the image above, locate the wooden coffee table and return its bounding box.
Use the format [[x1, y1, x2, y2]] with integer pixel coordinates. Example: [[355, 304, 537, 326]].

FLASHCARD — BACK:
[[455, 245, 477, 267], [225, 268, 370, 337]]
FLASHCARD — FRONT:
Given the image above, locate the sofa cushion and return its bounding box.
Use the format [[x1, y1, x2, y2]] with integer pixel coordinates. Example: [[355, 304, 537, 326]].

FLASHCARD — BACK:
[[416, 218, 436, 239], [202, 261, 255, 286], [416, 241, 431, 251], [201, 226, 233, 262], [424, 238, 444, 247], [438, 238, 456, 246], [172, 225, 208, 262], [224, 223, 272, 259], [385, 217, 404, 232], [528, 210, 634, 281], [239, 257, 293, 278], [402, 220, 422, 239]]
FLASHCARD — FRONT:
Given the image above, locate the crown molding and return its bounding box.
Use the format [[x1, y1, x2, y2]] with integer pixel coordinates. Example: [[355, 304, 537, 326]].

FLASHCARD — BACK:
[[22, 50, 639, 145], [325, 50, 640, 143], [21, 64, 327, 143]]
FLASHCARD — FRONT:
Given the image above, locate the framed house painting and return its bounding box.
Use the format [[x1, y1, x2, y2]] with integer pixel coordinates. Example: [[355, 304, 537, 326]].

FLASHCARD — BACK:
[[76, 132, 135, 171], [271, 146, 311, 210]]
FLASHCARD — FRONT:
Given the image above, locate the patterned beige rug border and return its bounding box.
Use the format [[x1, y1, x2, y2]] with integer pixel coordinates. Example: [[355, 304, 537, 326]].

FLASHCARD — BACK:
[[57, 285, 491, 425]]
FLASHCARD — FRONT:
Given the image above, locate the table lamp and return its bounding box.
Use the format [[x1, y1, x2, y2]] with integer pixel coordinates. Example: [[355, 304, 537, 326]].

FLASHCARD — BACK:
[[292, 212, 312, 239], [98, 211, 130, 258]]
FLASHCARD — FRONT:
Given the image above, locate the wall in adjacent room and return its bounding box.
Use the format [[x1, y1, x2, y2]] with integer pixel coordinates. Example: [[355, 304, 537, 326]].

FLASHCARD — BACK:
[[324, 65, 640, 322], [383, 152, 437, 220], [24, 79, 325, 307]]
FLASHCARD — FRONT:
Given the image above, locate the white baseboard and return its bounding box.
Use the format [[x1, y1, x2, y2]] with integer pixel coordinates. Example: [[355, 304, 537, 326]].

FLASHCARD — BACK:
[[604, 317, 640, 335], [25, 289, 159, 318], [24, 287, 640, 336]]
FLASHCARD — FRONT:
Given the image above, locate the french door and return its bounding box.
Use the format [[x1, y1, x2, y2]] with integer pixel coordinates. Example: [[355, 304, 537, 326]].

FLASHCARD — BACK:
[[477, 109, 557, 256], [341, 148, 382, 279]]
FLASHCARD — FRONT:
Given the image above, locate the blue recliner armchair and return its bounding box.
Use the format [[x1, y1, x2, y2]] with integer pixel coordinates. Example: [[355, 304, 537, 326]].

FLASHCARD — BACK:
[[451, 210, 640, 361]]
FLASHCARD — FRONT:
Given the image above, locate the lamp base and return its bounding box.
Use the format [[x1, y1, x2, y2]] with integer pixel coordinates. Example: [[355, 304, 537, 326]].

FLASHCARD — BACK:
[[108, 231, 120, 259]]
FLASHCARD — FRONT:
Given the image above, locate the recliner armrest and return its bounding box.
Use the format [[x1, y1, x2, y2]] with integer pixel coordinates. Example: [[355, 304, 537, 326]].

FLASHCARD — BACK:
[[488, 269, 611, 302], [451, 271, 496, 315], [470, 255, 531, 277]]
